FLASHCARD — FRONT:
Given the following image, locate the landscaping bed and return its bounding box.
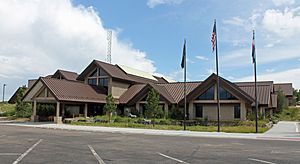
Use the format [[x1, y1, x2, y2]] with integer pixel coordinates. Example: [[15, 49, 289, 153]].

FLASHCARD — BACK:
[[68, 116, 270, 133]]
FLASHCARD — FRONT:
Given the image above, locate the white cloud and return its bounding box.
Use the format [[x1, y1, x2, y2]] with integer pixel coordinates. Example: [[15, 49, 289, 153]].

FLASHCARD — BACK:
[[266, 68, 275, 73], [0, 0, 156, 99], [272, 0, 295, 6], [223, 17, 246, 27], [195, 55, 209, 61], [262, 7, 300, 38], [221, 46, 300, 68], [239, 67, 300, 89], [264, 43, 274, 48], [147, 0, 184, 8], [187, 58, 195, 63]]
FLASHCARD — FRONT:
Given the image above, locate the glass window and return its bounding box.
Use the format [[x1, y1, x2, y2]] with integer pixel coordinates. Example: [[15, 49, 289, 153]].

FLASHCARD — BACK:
[[197, 86, 214, 100], [195, 104, 203, 118], [88, 78, 97, 85], [234, 105, 241, 119], [98, 78, 108, 88], [220, 87, 238, 100], [99, 68, 108, 76], [89, 69, 98, 77]]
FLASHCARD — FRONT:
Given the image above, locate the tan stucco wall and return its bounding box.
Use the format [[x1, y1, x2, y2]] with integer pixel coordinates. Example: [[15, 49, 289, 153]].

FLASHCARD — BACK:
[[111, 81, 130, 98], [190, 103, 247, 121]]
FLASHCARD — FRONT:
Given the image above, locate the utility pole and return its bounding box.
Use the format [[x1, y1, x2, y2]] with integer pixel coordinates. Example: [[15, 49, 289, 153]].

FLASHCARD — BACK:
[[2, 84, 6, 102]]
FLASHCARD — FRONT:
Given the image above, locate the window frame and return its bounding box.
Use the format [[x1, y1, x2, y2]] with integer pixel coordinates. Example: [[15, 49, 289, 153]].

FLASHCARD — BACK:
[[234, 105, 241, 119], [195, 104, 203, 118]]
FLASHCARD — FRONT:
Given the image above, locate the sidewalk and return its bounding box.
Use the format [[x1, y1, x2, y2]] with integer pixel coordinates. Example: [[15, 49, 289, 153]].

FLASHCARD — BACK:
[[1, 121, 300, 141]]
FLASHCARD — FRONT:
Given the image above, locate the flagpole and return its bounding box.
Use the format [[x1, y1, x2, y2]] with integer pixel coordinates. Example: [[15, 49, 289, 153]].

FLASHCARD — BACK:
[[184, 39, 187, 131], [253, 30, 258, 133], [214, 19, 221, 132]]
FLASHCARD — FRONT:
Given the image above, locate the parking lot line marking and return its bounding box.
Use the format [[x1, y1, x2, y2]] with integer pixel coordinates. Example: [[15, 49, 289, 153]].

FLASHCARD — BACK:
[[0, 153, 21, 156], [157, 152, 189, 164], [88, 145, 105, 164], [12, 139, 43, 164], [248, 158, 276, 164]]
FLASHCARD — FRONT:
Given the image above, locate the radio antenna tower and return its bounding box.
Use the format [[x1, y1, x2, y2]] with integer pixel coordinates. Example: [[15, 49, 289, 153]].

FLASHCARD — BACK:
[[106, 30, 112, 64]]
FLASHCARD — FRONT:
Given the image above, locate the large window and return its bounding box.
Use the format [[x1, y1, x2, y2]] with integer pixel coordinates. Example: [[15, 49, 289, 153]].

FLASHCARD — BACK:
[[99, 68, 108, 76], [98, 78, 108, 89], [195, 104, 203, 118], [220, 87, 238, 100], [89, 69, 97, 77], [196, 86, 214, 100], [234, 105, 241, 119], [88, 78, 97, 85], [87, 68, 110, 90]]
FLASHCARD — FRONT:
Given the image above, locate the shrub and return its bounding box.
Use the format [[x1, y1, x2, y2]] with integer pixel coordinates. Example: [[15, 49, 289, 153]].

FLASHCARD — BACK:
[[169, 104, 183, 120], [0, 103, 16, 116]]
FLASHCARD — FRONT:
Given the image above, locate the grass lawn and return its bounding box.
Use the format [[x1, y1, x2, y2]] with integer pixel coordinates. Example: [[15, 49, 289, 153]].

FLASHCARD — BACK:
[[70, 121, 269, 133], [0, 102, 16, 117]]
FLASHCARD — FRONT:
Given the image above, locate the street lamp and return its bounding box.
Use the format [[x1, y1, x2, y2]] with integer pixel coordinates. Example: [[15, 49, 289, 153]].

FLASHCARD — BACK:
[[2, 84, 6, 102]]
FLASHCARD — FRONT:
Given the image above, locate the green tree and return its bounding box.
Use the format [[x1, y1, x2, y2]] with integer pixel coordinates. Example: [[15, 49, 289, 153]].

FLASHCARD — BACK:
[[15, 86, 32, 118], [169, 104, 183, 120], [293, 89, 300, 102], [104, 93, 117, 122], [145, 88, 164, 119], [277, 90, 287, 113]]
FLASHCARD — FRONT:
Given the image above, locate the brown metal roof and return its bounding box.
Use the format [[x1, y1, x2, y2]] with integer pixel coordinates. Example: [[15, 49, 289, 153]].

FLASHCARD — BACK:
[[77, 60, 169, 84], [183, 74, 254, 105], [41, 78, 107, 103], [52, 69, 79, 81], [158, 82, 200, 103], [274, 83, 293, 96], [149, 83, 175, 103], [154, 76, 169, 84], [77, 60, 130, 81], [119, 83, 176, 105], [126, 74, 157, 84], [119, 84, 146, 104], [8, 86, 27, 104], [235, 81, 273, 105]]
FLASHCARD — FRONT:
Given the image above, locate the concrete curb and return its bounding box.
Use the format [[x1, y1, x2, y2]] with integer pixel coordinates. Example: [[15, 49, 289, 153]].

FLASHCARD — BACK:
[[2, 122, 300, 141]]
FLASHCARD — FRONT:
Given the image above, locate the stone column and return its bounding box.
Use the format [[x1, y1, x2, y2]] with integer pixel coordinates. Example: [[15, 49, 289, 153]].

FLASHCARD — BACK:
[[188, 102, 194, 120], [164, 103, 169, 118], [84, 103, 88, 118], [55, 101, 62, 124], [136, 103, 140, 115], [61, 103, 65, 117], [31, 100, 37, 122]]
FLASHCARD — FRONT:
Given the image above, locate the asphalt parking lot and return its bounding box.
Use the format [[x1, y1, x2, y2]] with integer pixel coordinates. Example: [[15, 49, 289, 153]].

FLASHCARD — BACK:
[[1, 125, 300, 164]]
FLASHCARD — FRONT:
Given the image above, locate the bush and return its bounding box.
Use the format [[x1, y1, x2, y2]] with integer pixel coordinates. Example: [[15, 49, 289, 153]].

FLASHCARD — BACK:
[[169, 105, 183, 120], [15, 86, 32, 118], [0, 103, 16, 116], [36, 104, 55, 116]]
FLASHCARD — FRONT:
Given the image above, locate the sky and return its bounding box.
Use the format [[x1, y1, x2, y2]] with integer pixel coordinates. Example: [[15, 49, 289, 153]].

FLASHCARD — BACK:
[[1, 0, 300, 100]]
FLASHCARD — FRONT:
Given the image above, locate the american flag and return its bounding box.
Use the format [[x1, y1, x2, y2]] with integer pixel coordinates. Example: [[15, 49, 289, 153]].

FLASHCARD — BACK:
[[211, 20, 217, 52], [252, 30, 256, 64]]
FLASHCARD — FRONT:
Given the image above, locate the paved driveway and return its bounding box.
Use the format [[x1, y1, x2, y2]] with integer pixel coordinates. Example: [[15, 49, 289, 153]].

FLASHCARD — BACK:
[[1, 125, 300, 164], [262, 121, 300, 139]]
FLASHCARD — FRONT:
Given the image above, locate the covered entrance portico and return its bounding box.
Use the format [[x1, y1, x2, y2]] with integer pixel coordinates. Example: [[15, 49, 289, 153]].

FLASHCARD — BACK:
[[31, 99, 90, 124], [23, 77, 107, 124]]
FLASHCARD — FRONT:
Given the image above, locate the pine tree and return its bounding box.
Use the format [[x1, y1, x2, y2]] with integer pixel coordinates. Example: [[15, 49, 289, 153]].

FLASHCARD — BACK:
[[104, 93, 117, 122], [145, 88, 163, 119], [15, 86, 32, 117]]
